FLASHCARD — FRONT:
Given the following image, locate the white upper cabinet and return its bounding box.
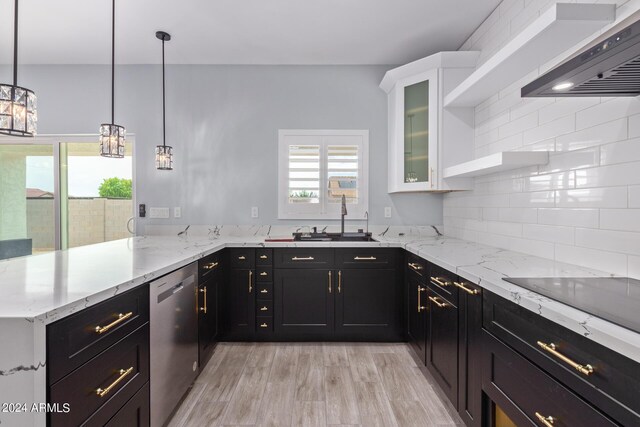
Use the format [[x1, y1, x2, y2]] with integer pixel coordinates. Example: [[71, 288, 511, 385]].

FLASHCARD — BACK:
[[380, 52, 479, 193]]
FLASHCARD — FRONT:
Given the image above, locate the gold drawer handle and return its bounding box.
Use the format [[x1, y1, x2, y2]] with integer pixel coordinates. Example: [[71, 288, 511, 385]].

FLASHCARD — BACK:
[[260, 323, 269, 328], [454, 281, 479, 295], [338, 270, 342, 293], [95, 312, 133, 334], [96, 367, 134, 398], [428, 296, 447, 308], [260, 255, 268, 259], [238, 255, 246, 260], [537, 341, 594, 376], [248, 270, 253, 293], [535, 412, 555, 427], [354, 256, 377, 261], [430, 276, 451, 287], [260, 289, 269, 294], [292, 256, 314, 261], [260, 306, 268, 311], [199, 286, 207, 314], [203, 261, 219, 270], [259, 272, 268, 276], [408, 262, 423, 271], [417, 286, 426, 313], [328, 271, 332, 293]]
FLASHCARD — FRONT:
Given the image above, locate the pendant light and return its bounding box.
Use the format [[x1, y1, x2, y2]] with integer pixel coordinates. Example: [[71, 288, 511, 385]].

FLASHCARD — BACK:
[[155, 31, 173, 170], [0, 0, 37, 137], [99, 0, 125, 158]]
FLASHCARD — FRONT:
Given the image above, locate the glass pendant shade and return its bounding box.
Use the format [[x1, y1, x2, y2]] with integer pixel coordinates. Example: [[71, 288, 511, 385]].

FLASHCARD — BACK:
[[99, 123, 126, 158], [155, 145, 173, 170]]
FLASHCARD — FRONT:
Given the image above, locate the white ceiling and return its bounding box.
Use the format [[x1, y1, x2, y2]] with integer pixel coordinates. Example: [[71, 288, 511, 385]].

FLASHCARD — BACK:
[[0, 0, 500, 65]]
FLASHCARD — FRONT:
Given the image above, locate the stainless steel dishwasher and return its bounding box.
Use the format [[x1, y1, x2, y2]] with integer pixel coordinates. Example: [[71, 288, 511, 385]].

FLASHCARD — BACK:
[[150, 262, 199, 427]]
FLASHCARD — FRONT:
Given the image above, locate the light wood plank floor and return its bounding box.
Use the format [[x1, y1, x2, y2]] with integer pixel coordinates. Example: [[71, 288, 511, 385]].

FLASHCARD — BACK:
[[168, 343, 464, 427]]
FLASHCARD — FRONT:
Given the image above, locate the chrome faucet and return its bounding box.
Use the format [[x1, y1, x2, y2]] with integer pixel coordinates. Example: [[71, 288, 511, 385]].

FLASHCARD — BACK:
[[341, 194, 348, 235], [364, 211, 369, 234]]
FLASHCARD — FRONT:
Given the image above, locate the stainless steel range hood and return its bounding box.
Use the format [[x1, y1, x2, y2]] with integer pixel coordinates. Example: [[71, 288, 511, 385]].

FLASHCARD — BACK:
[[522, 10, 640, 97]]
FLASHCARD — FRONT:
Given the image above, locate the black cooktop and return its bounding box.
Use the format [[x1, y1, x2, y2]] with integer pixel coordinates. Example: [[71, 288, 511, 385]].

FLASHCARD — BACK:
[[503, 277, 640, 334]]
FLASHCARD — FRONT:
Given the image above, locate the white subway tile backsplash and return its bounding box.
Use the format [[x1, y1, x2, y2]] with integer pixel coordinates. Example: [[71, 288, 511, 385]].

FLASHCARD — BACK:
[[445, 0, 639, 275], [576, 98, 640, 130], [538, 98, 600, 125], [509, 191, 555, 207], [600, 137, 640, 165], [538, 208, 599, 228], [556, 187, 627, 208], [523, 115, 575, 145], [555, 244, 628, 276], [522, 224, 574, 244], [600, 209, 640, 232], [555, 118, 627, 151], [576, 228, 640, 256]]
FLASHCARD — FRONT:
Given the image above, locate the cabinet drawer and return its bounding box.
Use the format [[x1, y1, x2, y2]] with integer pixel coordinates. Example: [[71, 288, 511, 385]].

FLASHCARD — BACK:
[[428, 264, 457, 306], [484, 291, 640, 427], [199, 251, 223, 279], [274, 249, 334, 268], [406, 253, 428, 277], [104, 382, 149, 427], [256, 249, 273, 266], [335, 248, 397, 269], [47, 285, 149, 384], [256, 300, 273, 316], [230, 249, 255, 268], [483, 331, 618, 427], [256, 282, 273, 298], [257, 316, 273, 332], [49, 325, 150, 427], [256, 267, 273, 282]]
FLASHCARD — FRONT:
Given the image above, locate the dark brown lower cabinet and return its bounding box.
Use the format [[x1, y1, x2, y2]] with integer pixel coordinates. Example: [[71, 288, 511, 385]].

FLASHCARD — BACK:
[[104, 382, 150, 427], [457, 280, 482, 427], [225, 268, 255, 340], [426, 286, 458, 407], [198, 264, 222, 366], [407, 272, 427, 364], [273, 268, 334, 339]]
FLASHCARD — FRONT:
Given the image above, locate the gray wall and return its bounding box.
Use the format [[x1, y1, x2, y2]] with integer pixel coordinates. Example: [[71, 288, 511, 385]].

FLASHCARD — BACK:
[[4, 64, 443, 230]]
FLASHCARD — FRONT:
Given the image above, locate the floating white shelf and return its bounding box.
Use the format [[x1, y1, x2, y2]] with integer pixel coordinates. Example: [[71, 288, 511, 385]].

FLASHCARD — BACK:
[[443, 3, 615, 108], [443, 152, 549, 178]]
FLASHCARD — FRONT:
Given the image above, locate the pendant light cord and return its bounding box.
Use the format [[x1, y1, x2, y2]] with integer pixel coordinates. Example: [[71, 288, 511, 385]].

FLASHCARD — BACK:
[[162, 38, 166, 148], [111, 0, 115, 125], [13, 0, 18, 87]]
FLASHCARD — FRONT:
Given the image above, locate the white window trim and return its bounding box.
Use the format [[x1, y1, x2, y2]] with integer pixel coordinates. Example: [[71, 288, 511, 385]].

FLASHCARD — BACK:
[[278, 129, 369, 220]]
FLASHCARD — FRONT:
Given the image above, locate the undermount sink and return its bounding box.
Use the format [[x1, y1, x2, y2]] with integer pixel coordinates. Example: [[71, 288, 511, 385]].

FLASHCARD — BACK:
[[293, 232, 376, 242]]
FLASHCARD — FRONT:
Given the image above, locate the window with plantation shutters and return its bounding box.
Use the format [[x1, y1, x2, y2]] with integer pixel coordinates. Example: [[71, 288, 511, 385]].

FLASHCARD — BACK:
[[278, 130, 369, 220]]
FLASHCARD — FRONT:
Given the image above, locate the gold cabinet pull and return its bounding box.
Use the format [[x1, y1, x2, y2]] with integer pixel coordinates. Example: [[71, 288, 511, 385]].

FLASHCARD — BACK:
[[248, 270, 253, 293], [417, 286, 426, 313], [354, 256, 377, 261], [338, 271, 342, 293], [259, 271, 268, 276], [430, 276, 451, 287], [238, 255, 246, 260], [535, 412, 555, 427], [199, 286, 207, 314], [292, 256, 315, 261], [537, 341, 593, 376], [408, 262, 423, 271], [260, 289, 269, 294], [260, 306, 268, 311], [203, 261, 219, 270], [96, 367, 134, 398], [428, 296, 447, 308], [454, 281, 479, 295], [95, 312, 133, 334], [260, 323, 269, 328], [328, 271, 332, 293], [260, 255, 268, 259]]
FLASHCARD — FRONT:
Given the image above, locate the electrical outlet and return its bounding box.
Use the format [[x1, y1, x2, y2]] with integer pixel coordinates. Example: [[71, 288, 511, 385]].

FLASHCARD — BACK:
[[384, 207, 392, 218], [149, 207, 170, 219], [251, 206, 259, 218], [174, 207, 181, 218]]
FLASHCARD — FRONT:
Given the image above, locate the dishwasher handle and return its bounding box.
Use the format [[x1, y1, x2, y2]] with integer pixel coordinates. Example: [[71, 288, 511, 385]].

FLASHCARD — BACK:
[[156, 275, 195, 304]]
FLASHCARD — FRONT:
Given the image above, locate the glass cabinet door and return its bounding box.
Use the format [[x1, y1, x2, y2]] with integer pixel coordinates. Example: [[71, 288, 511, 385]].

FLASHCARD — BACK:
[[404, 80, 430, 184]]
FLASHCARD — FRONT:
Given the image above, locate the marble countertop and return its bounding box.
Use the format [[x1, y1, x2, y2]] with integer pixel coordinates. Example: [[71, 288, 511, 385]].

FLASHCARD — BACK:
[[0, 230, 638, 362]]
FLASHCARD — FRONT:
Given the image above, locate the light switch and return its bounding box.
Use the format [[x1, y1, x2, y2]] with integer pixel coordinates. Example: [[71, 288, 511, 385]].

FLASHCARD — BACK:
[[149, 207, 170, 219], [384, 207, 392, 218], [174, 207, 181, 218], [251, 206, 259, 218]]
